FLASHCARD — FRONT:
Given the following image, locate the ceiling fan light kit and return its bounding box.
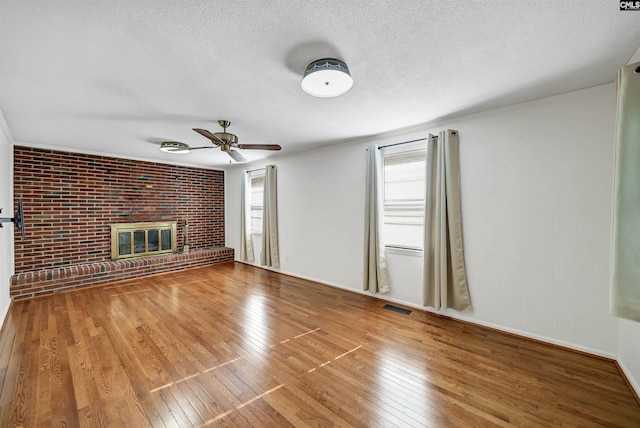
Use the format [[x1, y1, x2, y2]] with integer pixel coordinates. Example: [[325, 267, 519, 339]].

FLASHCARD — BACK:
[[301, 58, 353, 98], [160, 141, 191, 154]]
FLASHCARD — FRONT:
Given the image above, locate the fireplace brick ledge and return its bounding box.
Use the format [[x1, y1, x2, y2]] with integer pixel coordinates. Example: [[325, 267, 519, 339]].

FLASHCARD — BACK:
[[10, 247, 235, 300]]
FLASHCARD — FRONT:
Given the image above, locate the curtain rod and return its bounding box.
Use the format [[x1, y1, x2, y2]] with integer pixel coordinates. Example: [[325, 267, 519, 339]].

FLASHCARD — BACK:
[[244, 165, 274, 173], [377, 137, 432, 150]]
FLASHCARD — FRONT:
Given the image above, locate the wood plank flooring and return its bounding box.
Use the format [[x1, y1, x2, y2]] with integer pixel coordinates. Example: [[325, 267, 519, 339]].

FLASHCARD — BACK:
[[0, 262, 639, 427]]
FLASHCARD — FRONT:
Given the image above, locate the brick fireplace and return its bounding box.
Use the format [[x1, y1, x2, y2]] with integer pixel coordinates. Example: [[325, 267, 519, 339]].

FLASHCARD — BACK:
[[11, 146, 234, 299]]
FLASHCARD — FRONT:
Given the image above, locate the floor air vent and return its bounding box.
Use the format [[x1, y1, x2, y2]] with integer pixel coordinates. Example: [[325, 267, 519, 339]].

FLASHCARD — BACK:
[[383, 304, 412, 315]]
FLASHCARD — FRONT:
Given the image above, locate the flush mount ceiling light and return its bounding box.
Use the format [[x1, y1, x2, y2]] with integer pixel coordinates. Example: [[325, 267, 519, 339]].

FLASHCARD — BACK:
[[159, 141, 191, 154], [301, 58, 353, 98]]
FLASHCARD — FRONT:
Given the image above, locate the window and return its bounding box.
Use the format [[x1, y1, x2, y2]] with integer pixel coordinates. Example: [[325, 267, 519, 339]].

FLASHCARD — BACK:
[[382, 147, 426, 250], [249, 170, 265, 235]]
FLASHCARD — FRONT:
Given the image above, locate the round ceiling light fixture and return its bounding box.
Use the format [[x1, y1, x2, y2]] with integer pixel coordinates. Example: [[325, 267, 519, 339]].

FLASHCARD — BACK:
[[159, 141, 191, 154], [301, 58, 353, 98]]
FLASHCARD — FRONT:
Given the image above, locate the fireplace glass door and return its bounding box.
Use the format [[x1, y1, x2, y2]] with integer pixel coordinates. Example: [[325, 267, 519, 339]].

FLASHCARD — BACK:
[[118, 232, 132, 256], [111, 222, 177, 260]]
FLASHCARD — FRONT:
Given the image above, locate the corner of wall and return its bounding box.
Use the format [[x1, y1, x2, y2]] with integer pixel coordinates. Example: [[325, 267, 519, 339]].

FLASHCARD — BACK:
[[617, 319, 640, 400], [0, 109, 15, 325]]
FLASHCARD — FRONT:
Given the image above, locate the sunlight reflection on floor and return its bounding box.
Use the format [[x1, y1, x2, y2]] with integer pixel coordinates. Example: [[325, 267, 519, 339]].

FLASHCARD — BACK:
[[200, 384, 284, 427], [149, 356, 244, 393]]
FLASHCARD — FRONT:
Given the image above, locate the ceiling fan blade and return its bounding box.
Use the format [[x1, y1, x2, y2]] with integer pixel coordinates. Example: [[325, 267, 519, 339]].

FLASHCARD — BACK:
[[237, 144, 282, 151], [227, 150, 246, 162], [193, 128, 225, 145]]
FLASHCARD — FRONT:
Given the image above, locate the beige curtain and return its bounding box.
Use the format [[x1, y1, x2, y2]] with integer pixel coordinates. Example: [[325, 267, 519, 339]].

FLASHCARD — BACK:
[[423, 130, 471, 311], [240, 171, 254, 262], [363, 145, 390, 294], [261, 165, 279, 267], [611, 61, 640, 322]]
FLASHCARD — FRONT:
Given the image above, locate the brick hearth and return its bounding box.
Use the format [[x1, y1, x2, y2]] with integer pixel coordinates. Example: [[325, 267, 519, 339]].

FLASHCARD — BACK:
[[10, 247, 234, 300]]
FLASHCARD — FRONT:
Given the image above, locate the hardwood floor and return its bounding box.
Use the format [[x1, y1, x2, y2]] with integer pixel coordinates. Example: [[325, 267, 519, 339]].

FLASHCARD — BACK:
[[0, 262, 639, 427]]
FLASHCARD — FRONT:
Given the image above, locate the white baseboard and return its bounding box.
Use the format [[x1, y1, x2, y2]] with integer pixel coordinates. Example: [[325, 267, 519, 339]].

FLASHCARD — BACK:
[[236, 259, 617, 360], [329, 282, 616, 359], [617, 356, 640, 400]]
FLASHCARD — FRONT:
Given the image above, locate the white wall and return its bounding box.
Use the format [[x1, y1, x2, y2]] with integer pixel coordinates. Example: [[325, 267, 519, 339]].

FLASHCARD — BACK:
[[452, 84, 617, 355], [227, 141, 368, 290], [0, 111, 14, 326], [226, 83, 619, 357]]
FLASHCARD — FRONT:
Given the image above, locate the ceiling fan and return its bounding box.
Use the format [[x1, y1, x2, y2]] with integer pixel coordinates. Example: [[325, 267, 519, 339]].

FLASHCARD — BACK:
[[160, 120, 281, 162]]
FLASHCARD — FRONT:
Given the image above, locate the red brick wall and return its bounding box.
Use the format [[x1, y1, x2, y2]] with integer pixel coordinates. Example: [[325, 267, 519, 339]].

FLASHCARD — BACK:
[[13, 146, 225, 273]]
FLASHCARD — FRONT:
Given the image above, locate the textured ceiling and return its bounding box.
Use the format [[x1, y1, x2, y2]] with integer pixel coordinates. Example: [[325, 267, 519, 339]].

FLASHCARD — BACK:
[[1, 1, 639, 168]]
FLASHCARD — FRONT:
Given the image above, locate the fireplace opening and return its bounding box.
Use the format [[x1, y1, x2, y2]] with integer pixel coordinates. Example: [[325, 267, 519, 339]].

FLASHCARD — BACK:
[[111, 222, 177, 260]]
